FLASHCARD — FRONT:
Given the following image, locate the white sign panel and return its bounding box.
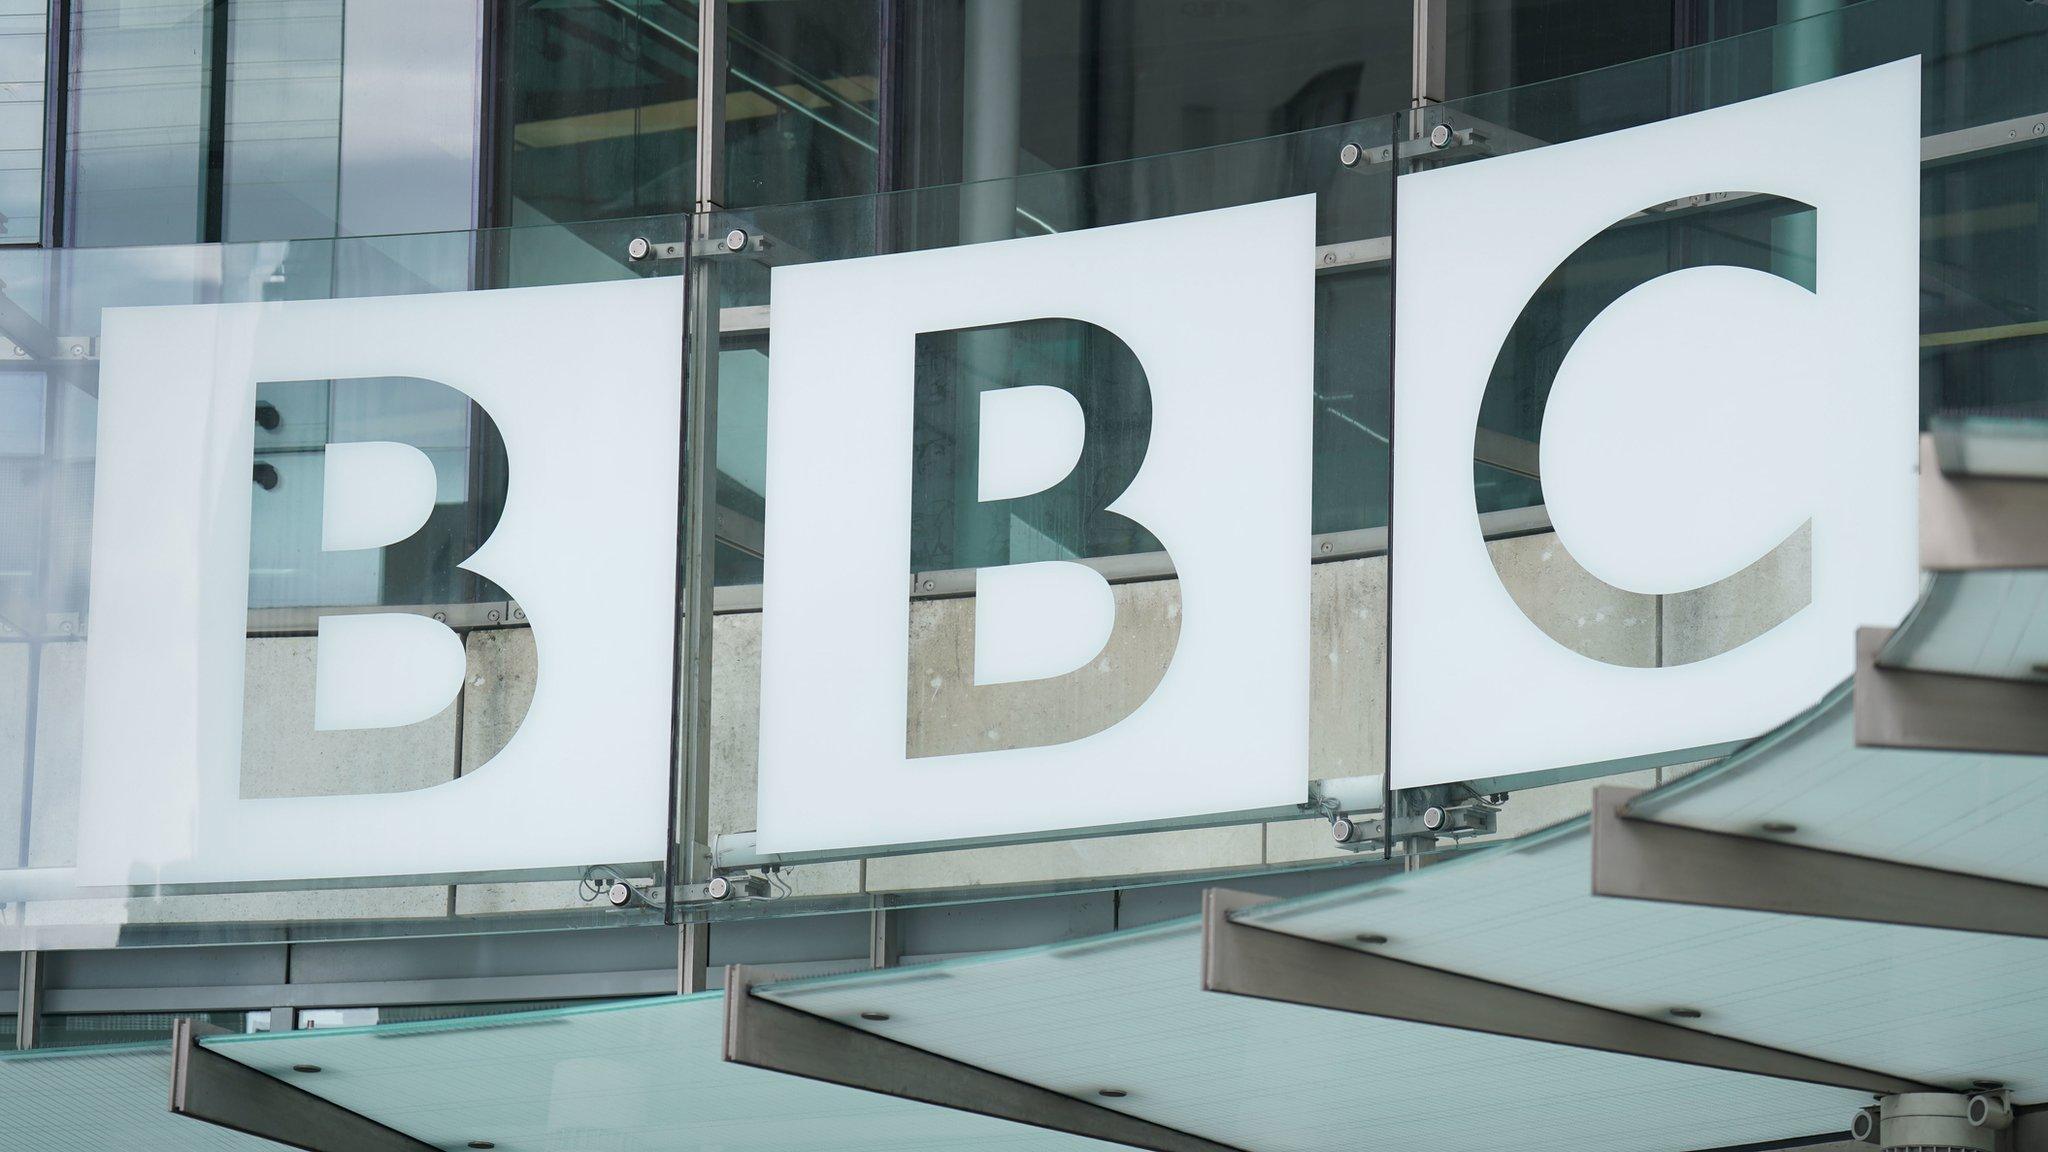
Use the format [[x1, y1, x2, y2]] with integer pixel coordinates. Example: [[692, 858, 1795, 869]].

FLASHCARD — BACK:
[[77, 278, 684, 885], [756, 197, 1316, 855], [1389, 60, 1922, 790]]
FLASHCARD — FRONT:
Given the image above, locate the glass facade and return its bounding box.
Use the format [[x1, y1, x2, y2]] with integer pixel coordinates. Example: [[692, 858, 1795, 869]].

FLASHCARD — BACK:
[[0, 0, 2039, 1088]]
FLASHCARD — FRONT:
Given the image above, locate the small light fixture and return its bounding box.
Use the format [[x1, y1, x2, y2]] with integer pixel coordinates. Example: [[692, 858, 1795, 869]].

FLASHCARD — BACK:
[[290, 1064, 321, 1074], [1668, 1007, 1703, 1020], [1759, 821, 1798, 835], [1098, 1089, 1128, 1099], [859, 1011, 890, 1022], [1354, 933, 1388, 946]]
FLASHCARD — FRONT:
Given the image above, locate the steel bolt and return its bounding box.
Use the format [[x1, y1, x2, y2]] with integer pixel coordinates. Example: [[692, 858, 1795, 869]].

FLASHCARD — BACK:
[[1338, 141, 1362, 167], [627, 236, 651, 261], [921, 579, 935, 591], [723, 228, 748, 252], [486, 609, 501, 623], [1319, 541, 1333, 554], [512, 606, 526, 621], [433, 611, 448, 623], [1429, 123, 1452, 149], [2035, 123, 2046, 136]]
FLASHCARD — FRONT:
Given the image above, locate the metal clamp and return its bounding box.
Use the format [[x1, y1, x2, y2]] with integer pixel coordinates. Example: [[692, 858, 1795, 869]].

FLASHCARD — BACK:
[[626, 229, 758, 262]]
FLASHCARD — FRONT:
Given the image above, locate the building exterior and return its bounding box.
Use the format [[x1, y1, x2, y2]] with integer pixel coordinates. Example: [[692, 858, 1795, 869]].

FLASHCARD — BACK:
[[2, 1, 2047, 1149]]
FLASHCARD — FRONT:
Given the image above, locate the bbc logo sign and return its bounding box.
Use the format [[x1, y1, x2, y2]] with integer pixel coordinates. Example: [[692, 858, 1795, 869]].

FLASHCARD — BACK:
[[77, 59, 1920, 880]]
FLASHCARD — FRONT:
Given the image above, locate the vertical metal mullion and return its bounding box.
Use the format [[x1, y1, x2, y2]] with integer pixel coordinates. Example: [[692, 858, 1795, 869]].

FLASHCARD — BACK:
[[673, 0, 726, 997], [16, 949, 42, 1049], [198, 0, 230, 242], [39, 0, 70, 247], [1408, 0, 1447, 129]]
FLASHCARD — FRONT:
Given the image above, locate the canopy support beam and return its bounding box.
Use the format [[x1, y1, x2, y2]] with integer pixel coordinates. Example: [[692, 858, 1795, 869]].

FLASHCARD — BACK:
[[169, 1019, 437, 1152], [723, 966, 1249, 1152], [1920, 435, 2048, 570], [1200, 887, 1931, 1095], [1856, 626, 2048, 756], [1592, 785, 2048, 939]]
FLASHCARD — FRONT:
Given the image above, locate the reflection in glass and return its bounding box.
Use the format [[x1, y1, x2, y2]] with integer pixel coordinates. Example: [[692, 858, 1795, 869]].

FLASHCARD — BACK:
[[0, 0, 43, 244]]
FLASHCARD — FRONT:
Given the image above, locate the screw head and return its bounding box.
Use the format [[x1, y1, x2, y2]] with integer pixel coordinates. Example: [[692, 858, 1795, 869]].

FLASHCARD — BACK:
[[1338, 141, 1362, 167], [860, 1011, 891, 1022], [511, 605, 526, 621], [486, 609, 501, 623], [1429, 123, 1453, 148], [724, 228, 748, 252], [1319, 541, 1333, 554], [627, 236, 651, 260], [1098, 1089, 1128, 1099], [921, 579, 935, 591], [291, 1064, 321, 1073]]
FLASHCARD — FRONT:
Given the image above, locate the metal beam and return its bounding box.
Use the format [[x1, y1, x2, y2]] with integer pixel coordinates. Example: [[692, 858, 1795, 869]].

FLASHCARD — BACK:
[[1855, 626, 2048, 756], [1200, 888, 1931, 1095], [722, 966, 1249, 1152], [1592, 786, 2048, 941], [169, 1019, 437, 1152], [1919, 436, 2048, 571], [15, 950, 40, 1050], [674, 0, 728, 929]]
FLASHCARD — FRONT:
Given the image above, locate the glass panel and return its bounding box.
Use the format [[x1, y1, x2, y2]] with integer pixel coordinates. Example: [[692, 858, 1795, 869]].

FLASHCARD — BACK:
[[866, 0, 1411, 203], [0, 1, 44, 244], [1447, 0, 1680, 100], [756, 917, 1863, 1152], [66, 0, 484, 247], [687, 113, 1398, 917], [205, 993, 1111, 1151], [1382, 0, 2048, 828], [726, 0, 879, 206], [494, 0, 698, 229], [65, 0, 209, 245], [0, 1042, 284, 1149], [0, 211, 688, 950]]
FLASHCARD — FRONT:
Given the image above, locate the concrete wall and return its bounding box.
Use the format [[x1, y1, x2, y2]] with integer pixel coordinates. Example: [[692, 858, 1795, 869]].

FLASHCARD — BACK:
[[3, 527, 1811, 931]]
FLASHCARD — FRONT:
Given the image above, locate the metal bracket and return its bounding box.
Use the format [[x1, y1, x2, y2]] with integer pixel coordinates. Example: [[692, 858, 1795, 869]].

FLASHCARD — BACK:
[[722, 966, 1251, 1152], [1855, 626, 2048, 756], [627, 229, 778, 263], [1199, 888, 1933, 1094], [1592, 785, 2048, 940], [169, 1019, 437, 1152], [1919, 435, 2048, 571]]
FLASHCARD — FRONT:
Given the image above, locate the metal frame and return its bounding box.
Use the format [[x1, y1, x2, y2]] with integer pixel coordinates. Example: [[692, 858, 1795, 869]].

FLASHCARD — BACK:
[[1591, 785, 2048, 940], [1199, 888, 1931, 1093], [672, 0, 730, 996], [168, 1018, 437, 1152], [722, 965, 1251, 1152]]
